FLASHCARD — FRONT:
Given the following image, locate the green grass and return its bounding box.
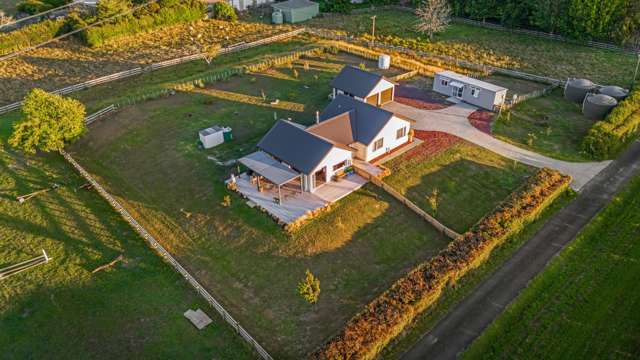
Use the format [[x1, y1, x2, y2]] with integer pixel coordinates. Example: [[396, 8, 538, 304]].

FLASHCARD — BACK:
[[383, 140, 534, 233], [307, 9, 637, 86], [493, 89, 594, 162], [464, 174, 640, 359], [64, 54, 451, 358], [0, 112, 254, 359], [381, 189, 575, 359], [0, 0, 18, 15]]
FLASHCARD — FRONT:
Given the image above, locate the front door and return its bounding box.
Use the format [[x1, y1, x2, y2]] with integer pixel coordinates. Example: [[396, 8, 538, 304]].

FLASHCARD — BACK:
[[314, 167, 326, 188], [452, 85, 464, 99]]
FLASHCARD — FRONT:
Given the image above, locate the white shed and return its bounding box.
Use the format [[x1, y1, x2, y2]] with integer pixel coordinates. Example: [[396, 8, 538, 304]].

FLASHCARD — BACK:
[[199, 125, 230, 149]]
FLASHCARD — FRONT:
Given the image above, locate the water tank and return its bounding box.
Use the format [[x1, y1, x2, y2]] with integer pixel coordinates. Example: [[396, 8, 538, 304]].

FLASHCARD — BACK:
[[582, 94, 617, 120], [378, 54, 391, 70], [272, 11, 283, 24], [564, 78, 596, 103], [599, 85, 629, 102]]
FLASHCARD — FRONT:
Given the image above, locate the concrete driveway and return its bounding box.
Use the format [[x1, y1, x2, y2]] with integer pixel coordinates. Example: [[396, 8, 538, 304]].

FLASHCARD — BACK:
[[384, 101, 611, 191]]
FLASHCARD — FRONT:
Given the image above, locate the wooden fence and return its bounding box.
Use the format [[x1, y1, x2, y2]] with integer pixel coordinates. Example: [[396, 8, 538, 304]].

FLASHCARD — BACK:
[[85, 104, 117, 125], [0, 28, 306, 115], [354, 167, 461, 240], [454, 17, 640, 55], [501, 83, 560, 111], [58, 151, 273, 360]]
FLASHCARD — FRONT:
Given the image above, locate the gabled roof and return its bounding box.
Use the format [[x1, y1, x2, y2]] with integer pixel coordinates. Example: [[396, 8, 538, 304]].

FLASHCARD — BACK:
[[317, 95, 396, 145], [436, 70, 507, 93], [257, 120, 334, 174], [330, 66, 394, 98]]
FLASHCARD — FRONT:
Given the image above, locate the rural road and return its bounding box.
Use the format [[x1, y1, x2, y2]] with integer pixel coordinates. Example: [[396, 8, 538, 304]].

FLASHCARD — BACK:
[[384, 101, 611, 191], [400, 139, 640, 360]]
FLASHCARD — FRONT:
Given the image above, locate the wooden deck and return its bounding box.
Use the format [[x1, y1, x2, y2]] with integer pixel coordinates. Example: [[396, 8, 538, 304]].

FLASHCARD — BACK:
[[233, 173, 367, 224]]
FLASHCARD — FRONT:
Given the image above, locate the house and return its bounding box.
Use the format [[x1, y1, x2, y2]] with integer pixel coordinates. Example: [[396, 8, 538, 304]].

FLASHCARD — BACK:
[[331, 66, 396, 107], [224, 0, 272, 11], [271, 0, 319, 23], [238, 95, 412, 201], [433, 70, 508, 110]]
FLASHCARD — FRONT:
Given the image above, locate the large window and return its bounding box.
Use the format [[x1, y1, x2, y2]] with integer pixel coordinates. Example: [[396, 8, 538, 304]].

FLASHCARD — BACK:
[[373, 138, 384, 151], [333, 161, 347, 171], [441, 78, 449, 87], [396, 127, 407, 139]]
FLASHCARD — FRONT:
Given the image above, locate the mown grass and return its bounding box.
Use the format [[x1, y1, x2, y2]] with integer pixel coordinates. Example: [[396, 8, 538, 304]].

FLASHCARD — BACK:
[[464, 174, 640, 359], [307, 9, 637, 86], [65, 55, 450, 358], [384, 141, 534, 233], [381, 189, 575, 359], [0, 112, 254, 359], [493, 89, 594, 162]]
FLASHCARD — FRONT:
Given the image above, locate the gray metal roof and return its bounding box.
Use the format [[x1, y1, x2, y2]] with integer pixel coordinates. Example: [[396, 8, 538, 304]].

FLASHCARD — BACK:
[[257, 120, 333, 174], [330, 66, 392, 98], [437, 70, 508, 93], [319, 95, 394, 145], [272, 0, 317, 9], [199, 125, 223, 137], [239, 151, 300, 186]]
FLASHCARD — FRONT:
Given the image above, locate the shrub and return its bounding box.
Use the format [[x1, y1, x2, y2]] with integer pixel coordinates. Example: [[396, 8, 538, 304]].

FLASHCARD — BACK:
[[17, 0, 69, 14], [96, 0, 132, 20], [211, 2, 237, 21], [0, 19, 66, 56], [311, 168, 571, 360], [298, 269, 321, 304], [319, 0, 352, 14], [10, 89, 86, 154], [582, 85, 640, 159], [81, 0, 205, 47]]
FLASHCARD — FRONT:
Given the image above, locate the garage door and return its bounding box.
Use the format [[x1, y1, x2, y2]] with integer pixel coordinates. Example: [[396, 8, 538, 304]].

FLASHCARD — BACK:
[[366, 94, 378, 106], [380, 88, 393, 104]]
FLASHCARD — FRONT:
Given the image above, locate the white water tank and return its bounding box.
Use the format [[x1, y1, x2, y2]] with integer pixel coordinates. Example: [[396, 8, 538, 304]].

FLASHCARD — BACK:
[[378, 54, 390, 69]]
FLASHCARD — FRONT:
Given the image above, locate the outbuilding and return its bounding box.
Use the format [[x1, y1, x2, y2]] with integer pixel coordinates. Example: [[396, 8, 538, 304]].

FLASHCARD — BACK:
[[331, 65, 396, 107], [227, 0, 273, 11], [199, 125, 232, 149], [433, 70, 508, 110], [271, 0, 319, 23]]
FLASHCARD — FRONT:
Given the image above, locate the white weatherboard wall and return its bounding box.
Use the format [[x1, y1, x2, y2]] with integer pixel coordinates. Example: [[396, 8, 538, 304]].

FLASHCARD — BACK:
[[365, 116, 411, 162], [312, 147, 353, 185]]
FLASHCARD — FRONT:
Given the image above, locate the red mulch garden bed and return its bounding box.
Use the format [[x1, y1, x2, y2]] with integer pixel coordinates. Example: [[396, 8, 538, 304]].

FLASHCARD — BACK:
[[468, 110, 495, 134], [394, 85, 450, 110], [387, 131, 462, 169]]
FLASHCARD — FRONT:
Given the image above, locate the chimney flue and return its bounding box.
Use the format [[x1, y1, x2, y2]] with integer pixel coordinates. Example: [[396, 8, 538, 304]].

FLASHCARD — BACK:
[[315, 111, 320, 124]]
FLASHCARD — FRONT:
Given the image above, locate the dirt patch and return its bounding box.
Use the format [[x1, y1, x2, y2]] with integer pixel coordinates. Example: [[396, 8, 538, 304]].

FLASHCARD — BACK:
[[468, 110, 495, 134], [394, 84, 451, 110]]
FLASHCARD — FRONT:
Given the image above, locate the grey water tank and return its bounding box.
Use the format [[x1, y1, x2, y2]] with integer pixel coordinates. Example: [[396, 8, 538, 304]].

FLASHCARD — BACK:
[[272, 10, 283, 24], [582, 93, 617, 120], [599, 85, 629, 102], [565, 78, 596, 103]]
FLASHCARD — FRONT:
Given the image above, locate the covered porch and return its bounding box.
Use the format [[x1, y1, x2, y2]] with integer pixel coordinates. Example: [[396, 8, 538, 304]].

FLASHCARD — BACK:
[[238, 151, 303, 205]]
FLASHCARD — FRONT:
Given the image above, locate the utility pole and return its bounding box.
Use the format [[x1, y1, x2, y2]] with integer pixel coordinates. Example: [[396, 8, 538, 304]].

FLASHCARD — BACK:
[[370, 15, 376, 48]]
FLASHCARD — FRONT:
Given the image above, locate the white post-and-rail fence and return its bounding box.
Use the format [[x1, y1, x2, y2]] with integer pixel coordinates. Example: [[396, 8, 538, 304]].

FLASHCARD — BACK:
[[0, 28, 306, 115], [58, 150, 273, 360], [85, 104, 117, 125]]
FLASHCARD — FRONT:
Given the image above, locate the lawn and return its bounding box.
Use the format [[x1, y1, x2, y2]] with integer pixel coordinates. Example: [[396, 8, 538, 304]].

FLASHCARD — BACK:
[[0, 113, 254, 359], [65, 54, 451, 357], [383, 132, 535, 233], [464, 174, 640, 360], [307, 9, 637, 86], [493, 89, 594, 162]]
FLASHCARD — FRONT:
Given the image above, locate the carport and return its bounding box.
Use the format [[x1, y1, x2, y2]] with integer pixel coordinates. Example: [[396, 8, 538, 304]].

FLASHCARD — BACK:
[[238, 151, 302, 204]]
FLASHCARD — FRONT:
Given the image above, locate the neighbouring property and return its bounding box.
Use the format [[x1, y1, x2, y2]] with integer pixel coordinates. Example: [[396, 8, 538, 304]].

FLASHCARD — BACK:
[[226, 0, 273, 11], [331, 65, 396, 107], [271, 0, 319, 23], [434, 70, 508, 110]]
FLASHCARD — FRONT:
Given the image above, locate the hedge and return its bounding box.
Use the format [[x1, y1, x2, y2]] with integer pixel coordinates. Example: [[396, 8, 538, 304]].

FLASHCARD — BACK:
[[310, 168, 571, 360], [0, 19, 66, 56], [582, 85, 640, 159], [81, 0, 206, 47]]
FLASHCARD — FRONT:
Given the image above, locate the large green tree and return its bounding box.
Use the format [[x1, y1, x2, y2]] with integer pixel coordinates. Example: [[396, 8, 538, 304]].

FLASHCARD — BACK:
[[9, 89, 86, 154]]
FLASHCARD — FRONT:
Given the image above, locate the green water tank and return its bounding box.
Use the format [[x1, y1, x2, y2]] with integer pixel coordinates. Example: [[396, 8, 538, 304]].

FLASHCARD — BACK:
[[223, 127, 233, 142], [272, 11, 283, 24]]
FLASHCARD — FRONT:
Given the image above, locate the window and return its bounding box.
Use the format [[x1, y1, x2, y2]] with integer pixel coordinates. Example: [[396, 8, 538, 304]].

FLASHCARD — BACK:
[[441, 78, 449, 87], [373, 138, 384, 151], [396, 127, 407, 139], [333, 161, 347, 171], [471, 87, 480, 98]]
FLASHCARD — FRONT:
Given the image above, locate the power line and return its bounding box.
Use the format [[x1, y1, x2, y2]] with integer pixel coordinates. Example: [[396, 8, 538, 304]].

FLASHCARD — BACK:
[[0, 1, 79, 29], [0, 0, 161, 62]]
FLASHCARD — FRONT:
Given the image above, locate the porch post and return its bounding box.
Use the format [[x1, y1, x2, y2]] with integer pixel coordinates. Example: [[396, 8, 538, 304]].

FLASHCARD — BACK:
[[278, 185, 282, 204]]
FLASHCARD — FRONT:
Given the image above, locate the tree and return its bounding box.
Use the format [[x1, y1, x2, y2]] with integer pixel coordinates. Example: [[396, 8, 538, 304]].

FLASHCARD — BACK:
[[9, 89, 86, 154], [211, 2, 237, 21], [297, 269, 321, 304], [415, 0, 452, 40], [97, 0, 132, 20]]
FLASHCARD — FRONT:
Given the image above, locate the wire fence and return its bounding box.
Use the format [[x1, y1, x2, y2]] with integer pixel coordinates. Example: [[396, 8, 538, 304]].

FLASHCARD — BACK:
[[85, 104, 117, 125], [59, 149, 273, 360], [501, 83, 561, 111], [0, 28, 306, 115]]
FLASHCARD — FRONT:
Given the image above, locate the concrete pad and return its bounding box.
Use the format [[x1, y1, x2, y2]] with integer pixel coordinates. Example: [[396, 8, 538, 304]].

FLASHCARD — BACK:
[[184, 309, 213, 330]]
